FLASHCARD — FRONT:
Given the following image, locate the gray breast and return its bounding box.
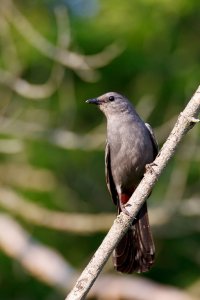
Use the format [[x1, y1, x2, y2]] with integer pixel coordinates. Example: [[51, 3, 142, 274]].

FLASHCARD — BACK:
[[107, 115, 154, 193]]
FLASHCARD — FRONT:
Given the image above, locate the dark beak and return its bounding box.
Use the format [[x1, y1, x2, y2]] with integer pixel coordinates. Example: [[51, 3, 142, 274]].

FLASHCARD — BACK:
[[86, 98, 99, 105]]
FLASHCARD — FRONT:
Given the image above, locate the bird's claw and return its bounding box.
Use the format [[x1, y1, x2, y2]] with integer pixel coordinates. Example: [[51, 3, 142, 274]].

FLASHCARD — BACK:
[[120, 203, 131, 216], [145, 162, 157, 174]]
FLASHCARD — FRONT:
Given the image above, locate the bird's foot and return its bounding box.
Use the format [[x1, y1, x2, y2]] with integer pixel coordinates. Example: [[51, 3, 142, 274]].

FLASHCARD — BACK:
[[145, 162, 157, 175], [120, 202, 132, 217]]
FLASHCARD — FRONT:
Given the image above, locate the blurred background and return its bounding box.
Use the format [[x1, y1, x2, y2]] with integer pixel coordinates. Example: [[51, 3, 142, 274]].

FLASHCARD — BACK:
[[0, 1, 200, 299]]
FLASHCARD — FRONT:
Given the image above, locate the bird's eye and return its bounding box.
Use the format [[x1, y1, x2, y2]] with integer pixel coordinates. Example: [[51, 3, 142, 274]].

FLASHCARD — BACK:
[[109, 95, 115, 101]]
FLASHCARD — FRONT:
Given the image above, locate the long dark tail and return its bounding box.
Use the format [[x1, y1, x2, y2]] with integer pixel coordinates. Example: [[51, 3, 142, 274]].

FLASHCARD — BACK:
[[113, 202, 155, 273]]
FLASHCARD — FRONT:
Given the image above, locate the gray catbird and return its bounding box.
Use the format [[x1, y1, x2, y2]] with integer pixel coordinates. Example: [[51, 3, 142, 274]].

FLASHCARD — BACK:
[[86, 92, 158, 273]]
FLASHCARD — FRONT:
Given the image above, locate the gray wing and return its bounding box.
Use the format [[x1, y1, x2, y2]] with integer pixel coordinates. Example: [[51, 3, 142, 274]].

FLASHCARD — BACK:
[[105, 141, 118, 206], [145, 123, 159, 158]]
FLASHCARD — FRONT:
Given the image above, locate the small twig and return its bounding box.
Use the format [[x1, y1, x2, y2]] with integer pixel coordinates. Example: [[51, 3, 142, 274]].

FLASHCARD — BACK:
[[2, 0, 123, 75], [0, 187, 113, 233], [66, 86, 200, 300], [0, 5, 68, 99], [0, 66, 64, 99]]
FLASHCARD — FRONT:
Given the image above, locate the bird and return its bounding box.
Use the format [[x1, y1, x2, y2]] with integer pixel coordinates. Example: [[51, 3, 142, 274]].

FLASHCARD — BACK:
[[86, 92, 158, 273]]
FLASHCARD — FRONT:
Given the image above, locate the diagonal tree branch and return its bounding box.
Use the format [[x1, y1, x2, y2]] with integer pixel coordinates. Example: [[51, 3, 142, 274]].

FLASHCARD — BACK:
[[66, 85, 200, 300]]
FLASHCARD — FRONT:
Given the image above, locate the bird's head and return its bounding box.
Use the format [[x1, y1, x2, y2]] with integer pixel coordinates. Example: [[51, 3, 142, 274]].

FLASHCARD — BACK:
[[86, 92, 133, 117]]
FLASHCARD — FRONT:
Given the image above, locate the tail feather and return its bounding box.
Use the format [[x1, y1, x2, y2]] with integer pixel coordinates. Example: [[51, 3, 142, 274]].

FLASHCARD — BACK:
[[113, 202, 155, 273]]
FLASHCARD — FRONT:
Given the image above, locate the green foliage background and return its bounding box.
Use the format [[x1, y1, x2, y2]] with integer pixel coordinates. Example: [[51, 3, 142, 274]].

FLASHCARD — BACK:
[[0, 0, 199, 299]]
